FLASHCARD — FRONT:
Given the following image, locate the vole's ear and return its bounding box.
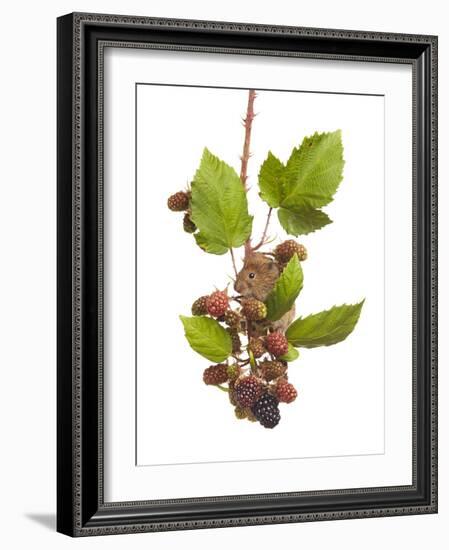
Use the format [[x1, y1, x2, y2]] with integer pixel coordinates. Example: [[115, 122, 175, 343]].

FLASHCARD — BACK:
[[264, 261, 278, 274]]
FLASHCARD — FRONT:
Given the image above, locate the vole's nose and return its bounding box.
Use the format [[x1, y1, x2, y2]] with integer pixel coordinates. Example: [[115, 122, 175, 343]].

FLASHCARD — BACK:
[[234, 280, 242, 294]]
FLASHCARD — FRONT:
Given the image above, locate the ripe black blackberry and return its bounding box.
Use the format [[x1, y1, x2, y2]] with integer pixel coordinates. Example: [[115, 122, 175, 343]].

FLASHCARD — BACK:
[[252, 393, 281, 429]]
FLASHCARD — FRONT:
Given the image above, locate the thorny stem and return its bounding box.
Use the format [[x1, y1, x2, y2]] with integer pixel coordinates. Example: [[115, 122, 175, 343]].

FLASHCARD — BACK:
[[239, 89, 257, 258], [230, 90, 261, 372], [237, 90, 260, 367], [252, 207, 273, 252], [240, 89, 257, 190]]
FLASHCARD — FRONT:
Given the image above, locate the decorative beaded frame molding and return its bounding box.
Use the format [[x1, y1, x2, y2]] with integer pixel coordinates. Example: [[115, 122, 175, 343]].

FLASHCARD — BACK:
[[57, 12, 438, 537]]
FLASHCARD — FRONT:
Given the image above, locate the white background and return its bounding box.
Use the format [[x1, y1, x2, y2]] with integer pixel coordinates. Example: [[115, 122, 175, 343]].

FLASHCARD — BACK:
[[137, 84, 386, 466], [0, 0, 447, 549]]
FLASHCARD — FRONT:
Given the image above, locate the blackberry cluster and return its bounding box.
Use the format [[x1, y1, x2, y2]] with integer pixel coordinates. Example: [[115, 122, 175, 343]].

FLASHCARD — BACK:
[[172, 200, 304, 430]]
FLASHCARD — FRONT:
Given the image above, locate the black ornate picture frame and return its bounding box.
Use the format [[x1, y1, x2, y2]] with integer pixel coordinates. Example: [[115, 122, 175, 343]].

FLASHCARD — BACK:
[[57, 12, 438, 537]]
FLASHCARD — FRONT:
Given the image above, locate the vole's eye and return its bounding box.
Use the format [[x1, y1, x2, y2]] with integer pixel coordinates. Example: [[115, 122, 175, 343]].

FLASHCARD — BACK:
[[248, 272, 256, 279]]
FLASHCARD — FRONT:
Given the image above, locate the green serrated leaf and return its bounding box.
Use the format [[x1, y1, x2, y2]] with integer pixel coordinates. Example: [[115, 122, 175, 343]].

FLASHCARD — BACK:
[[279, 343, 300, 362], [282, 130, 344, 210], [278, 206, 332, 236], [180, 315, 232, 362], [194, 232, 228, 255], [190, 148, 253, 255], [258, 152, 285, 208], [286, 301, 364, 348], [265, 255, 303, 321]]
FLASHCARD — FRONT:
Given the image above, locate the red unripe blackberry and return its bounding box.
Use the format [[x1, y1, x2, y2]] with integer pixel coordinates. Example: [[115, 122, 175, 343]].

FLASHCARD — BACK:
[[252, 393, 281, 428], [274, 240, 307, 263], [234, 375, 262, 408], [249, 337, 266, 359], [206, 290, 229, 317], [266, 331, 289, 357], [167, 191, 190, 211], [241, 298, 267, 321], [276, 379, 298, 403], [203, 364, 229, 385], [191, 296, 209, 316]]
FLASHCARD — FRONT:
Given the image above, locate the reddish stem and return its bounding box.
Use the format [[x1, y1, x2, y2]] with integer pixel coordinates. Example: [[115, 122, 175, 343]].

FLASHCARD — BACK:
[[239, 89, 257, 257], [240, 89, 256, 190], [252, 207, 273, 251]]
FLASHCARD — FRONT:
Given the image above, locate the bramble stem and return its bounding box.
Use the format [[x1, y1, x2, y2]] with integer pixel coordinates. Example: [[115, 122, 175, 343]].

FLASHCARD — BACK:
[[240, 89, 256, 190], [252, 207, 273, 251], [239, 89, 257, 257]]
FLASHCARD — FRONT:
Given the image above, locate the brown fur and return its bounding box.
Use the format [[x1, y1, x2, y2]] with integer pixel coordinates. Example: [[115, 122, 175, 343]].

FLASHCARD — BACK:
[[234, 253, 295, 333], [234, 253, 279, 302]]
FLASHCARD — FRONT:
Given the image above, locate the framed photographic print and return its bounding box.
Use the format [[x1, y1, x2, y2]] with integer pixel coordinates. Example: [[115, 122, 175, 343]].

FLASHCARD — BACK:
[[57, 12, 438, 536]]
